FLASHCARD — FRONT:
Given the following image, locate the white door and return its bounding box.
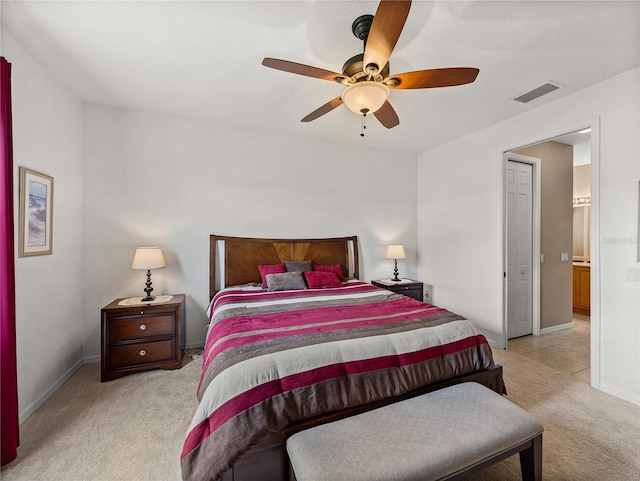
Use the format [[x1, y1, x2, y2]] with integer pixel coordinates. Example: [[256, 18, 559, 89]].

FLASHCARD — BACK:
[[506, 160, 533, 338]]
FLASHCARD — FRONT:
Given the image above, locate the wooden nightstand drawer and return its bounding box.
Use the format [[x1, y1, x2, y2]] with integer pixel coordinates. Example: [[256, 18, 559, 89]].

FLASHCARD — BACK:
[[101, 294, 185, 382], [371, 280, 424, 302], [395, 286, 422, 300], [108, 314, 175, 342], [108, 340, 175, 371]]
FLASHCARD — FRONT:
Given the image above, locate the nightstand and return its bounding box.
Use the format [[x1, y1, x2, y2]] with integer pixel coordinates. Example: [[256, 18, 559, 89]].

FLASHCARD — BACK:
[[371, 279, 424, 302], [101, 294, 185, 382]]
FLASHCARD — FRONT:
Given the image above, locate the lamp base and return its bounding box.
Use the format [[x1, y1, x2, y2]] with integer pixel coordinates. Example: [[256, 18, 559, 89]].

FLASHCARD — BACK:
[[391, 259, 401, 282], [142, 269, 155, 302]]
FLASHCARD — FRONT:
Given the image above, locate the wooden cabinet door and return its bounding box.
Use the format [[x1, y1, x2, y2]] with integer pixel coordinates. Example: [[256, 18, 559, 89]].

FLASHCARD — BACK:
[[573, 266, 590, 315]]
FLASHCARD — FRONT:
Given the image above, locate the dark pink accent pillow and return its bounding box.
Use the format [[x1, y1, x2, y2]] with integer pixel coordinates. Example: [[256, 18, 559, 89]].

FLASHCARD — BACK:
[[304, 271, 343, 289], [258, 263, 286, 288], [313, 263, 346, 281]]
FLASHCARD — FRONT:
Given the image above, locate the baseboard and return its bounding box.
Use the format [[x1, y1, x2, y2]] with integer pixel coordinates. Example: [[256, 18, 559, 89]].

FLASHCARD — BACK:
[[483, 322, 575, 346], [539, 321, 574, 335], [599, 383, 640, 407], [487, 337, 505, 350], [19, 358, 84, 424]]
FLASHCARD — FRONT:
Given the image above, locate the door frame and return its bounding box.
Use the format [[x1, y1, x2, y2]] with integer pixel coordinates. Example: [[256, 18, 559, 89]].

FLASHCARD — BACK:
[[503, 153, 542, 346], [499, 117, 600, 389]]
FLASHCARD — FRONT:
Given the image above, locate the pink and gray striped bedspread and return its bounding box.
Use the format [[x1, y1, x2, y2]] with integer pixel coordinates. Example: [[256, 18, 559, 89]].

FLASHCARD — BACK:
[[181, 281, 494, 481]]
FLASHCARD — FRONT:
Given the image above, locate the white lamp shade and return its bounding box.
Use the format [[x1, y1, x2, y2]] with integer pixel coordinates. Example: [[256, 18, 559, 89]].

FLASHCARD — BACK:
[[131, 246, 166, 270], [341, 81, 390, 115], [386, 244, 406, 259]]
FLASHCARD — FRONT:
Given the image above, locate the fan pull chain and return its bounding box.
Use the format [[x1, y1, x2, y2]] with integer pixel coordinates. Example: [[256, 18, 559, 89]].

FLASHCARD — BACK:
[[360, 108, 369, 137]]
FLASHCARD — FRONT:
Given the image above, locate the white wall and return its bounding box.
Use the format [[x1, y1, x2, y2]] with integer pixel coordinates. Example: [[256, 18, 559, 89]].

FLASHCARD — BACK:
[[417, 67, 640, 405], [81, 104, 418, 359], [4, 31, 85, 421]]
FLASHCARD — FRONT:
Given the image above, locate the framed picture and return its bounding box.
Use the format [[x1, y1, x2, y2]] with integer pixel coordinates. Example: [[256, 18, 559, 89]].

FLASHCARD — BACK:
[[19, 167, 54, 257]]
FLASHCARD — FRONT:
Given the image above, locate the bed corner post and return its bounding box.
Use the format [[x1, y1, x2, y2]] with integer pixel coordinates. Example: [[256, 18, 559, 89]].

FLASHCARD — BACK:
[[352, 236, 359, 280], [210, 235, 218, 299]]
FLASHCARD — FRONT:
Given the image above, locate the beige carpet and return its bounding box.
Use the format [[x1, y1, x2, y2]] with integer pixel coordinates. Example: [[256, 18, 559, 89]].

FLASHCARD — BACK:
[[1, 348, 639, 481], [0, 355, 201, 481]]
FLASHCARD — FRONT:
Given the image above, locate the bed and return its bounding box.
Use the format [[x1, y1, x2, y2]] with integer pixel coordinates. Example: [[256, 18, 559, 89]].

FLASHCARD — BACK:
[[181, 235, 504, 481]]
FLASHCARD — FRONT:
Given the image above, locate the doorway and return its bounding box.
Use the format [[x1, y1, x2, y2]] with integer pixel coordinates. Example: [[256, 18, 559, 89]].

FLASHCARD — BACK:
[[503, 127, 594, 384]]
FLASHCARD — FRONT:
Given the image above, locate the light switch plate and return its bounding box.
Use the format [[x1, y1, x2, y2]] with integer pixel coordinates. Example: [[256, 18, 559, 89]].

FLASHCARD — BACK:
[[561, 253, 569, 262], [628, 267, 640, 282]]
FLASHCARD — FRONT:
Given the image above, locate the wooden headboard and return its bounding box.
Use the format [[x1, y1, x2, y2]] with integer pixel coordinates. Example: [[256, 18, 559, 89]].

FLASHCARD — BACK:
[[210, 235, 359, 298]]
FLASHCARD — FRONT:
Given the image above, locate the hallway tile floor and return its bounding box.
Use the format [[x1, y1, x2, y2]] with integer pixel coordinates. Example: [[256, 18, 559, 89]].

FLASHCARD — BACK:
[[507, 314, 590, 383]]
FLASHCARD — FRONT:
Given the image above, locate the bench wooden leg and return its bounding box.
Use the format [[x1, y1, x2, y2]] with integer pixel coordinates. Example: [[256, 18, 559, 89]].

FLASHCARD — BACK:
[[519, 434, 542, 481]]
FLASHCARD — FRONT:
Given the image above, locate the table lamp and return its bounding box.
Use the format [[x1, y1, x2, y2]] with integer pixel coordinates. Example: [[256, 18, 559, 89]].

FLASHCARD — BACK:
[[386, 244, 406, 282], [131, 246, 166, 301]]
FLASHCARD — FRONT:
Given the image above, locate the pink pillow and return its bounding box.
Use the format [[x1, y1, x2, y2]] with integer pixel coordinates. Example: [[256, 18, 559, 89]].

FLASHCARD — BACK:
[[258, 263, 286, 288], [304, 271, 343, 289], [313, 263, 346, 281]]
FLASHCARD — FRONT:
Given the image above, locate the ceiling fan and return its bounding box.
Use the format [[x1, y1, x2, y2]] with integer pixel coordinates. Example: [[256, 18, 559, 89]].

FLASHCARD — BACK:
[[262, 0, 479, 131]]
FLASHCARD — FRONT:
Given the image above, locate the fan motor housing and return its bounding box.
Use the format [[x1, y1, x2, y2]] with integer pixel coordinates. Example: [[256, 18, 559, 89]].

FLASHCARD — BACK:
[[342, 53, 389, 81]]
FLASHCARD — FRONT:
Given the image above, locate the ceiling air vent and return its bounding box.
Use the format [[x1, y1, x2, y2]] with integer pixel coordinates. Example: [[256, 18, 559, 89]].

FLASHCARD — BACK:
[[512, 81, 563, 103]]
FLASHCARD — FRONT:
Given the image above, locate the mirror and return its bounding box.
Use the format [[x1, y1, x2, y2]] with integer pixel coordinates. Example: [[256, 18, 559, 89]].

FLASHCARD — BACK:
[[573, 204, 590, 261]]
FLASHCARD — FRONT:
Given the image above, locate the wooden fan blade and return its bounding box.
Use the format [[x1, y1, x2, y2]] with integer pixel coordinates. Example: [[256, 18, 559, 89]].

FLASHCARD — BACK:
[[363, 0, 412, 75], [262, 58, 347, 83], [374, 100, 400, 129], [386, 67, 479, 90], [301, 97, 344, 122]]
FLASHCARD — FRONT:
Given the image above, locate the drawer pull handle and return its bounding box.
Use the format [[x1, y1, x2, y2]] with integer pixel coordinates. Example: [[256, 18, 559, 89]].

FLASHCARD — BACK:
[[139, 350, 147, 357], [140, 310, 144, 315], [139, 324, 147, 331]]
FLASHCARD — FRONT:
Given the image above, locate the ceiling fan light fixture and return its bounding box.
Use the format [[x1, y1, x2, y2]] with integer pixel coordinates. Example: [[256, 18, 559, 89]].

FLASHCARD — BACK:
[[341, 81, 389, 115], [262, 1, 478, 129]]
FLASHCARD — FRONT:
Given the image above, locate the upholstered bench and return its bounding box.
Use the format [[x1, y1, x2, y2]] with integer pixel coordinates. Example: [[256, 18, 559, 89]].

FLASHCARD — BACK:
[[286, 382, 543, 481]]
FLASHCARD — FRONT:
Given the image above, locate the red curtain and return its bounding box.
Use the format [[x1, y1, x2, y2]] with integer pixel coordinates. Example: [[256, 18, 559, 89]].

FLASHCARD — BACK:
[[1, 56, 19, 466]]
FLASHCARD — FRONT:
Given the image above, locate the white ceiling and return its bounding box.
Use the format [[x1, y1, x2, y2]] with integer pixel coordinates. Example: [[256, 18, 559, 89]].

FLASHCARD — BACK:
[[2, 0, 639, 155], [553, 129, 591, 147]]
